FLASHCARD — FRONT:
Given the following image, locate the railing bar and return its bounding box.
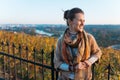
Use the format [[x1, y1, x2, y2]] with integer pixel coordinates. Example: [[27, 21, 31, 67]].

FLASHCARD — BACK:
[[56, 71, 58, 80], [26, 46, 29, 80], [7, 42, 10, 80], [19, 44, 23, 80], [12, 43, 17, 80], [42, 49, 44, 80], [108, 63, 110, 80], [92, 63, 95, 80], [3, 55, 5, 79], [34, 48, 36, 80], [1, 42, 5, 79], [51, 49, 54, 80]]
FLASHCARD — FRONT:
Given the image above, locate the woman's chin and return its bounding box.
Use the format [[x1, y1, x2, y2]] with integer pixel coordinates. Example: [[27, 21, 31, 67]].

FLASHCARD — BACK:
[[79, 29, 83, 32]]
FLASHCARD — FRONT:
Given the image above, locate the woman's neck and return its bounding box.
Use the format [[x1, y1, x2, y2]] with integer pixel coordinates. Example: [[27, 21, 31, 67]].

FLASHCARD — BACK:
[[69, 28, 77, 35]]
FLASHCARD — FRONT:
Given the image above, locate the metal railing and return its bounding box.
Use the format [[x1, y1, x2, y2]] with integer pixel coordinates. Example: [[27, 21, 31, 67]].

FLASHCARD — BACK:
[[0, 41, 118, 80], [0, 41, 58, 80]]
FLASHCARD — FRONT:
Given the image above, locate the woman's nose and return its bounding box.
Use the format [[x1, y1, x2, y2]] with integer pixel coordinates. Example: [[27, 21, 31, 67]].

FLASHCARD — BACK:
[[81, 21, 84, 25]]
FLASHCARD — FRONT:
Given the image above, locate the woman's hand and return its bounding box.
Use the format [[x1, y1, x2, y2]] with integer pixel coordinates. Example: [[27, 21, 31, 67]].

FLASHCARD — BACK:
[[75, 61, 89, 70], [69, 60, 92, 71]]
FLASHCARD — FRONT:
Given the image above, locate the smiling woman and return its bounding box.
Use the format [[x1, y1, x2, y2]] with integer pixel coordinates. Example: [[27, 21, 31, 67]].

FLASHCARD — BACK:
[[54, 7, 102, 80]]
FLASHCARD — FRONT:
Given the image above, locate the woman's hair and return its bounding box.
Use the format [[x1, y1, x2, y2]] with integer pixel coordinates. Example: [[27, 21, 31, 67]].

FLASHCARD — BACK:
[[64, 7, 84, 26]]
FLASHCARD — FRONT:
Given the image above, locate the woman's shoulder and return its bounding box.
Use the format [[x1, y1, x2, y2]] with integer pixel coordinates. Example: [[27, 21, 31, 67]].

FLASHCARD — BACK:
[[86, 33, 97, 43], [87, 33, 94, 39], [57, 35, 64, 44]]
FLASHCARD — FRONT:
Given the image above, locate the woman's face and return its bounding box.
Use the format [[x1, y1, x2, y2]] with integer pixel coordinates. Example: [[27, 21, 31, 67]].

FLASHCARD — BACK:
[[69, 13, 85, 32]]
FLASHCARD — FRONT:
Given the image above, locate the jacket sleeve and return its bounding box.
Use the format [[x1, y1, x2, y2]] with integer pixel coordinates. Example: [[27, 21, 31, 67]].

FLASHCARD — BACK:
[[87, 34, 102, 64], [54, 38, 63, 69]]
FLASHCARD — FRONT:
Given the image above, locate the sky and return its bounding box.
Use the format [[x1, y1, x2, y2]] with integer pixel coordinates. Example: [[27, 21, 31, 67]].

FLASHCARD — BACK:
[[0, 0, 120, 24]]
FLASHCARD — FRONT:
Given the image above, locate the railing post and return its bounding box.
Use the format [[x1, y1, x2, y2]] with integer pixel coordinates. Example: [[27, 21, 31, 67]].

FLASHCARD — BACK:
[[92, 63, 95, 80], [12, 43, 16, 80], [33, 47, 36, 80], [41, 49, 44, 80], [19, 44, 23, 79], [1, 42, 5, 79], [108, 63, 110, 80], [56, 70, 58, 80], [26, 46, 29, 80], [6, 41, 10, 80], [51, 49, 54, 80]]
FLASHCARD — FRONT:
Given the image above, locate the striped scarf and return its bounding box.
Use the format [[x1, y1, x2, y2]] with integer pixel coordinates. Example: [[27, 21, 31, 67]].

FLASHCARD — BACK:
[[62, 28, 90, 66]]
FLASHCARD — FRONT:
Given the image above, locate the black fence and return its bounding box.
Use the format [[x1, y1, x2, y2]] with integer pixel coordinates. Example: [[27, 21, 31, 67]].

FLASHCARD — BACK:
[[0, 41, 118, 80], [0, 41, 58, 80]]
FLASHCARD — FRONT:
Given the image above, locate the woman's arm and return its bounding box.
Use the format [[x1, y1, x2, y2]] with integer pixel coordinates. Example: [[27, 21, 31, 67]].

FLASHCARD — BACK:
[[85, 34, 102, 66]]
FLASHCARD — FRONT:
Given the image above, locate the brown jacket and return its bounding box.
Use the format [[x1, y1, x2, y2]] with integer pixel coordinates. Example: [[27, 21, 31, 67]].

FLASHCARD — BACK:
[[54, 33, 102, 80]]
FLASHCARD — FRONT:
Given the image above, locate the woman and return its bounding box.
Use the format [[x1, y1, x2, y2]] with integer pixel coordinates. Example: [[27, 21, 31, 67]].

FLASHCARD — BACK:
[[54, 7, 102, 80]]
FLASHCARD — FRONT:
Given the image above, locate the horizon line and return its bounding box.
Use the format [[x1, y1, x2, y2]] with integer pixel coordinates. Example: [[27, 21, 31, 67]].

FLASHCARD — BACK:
[[1, 23, 120, 25]]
